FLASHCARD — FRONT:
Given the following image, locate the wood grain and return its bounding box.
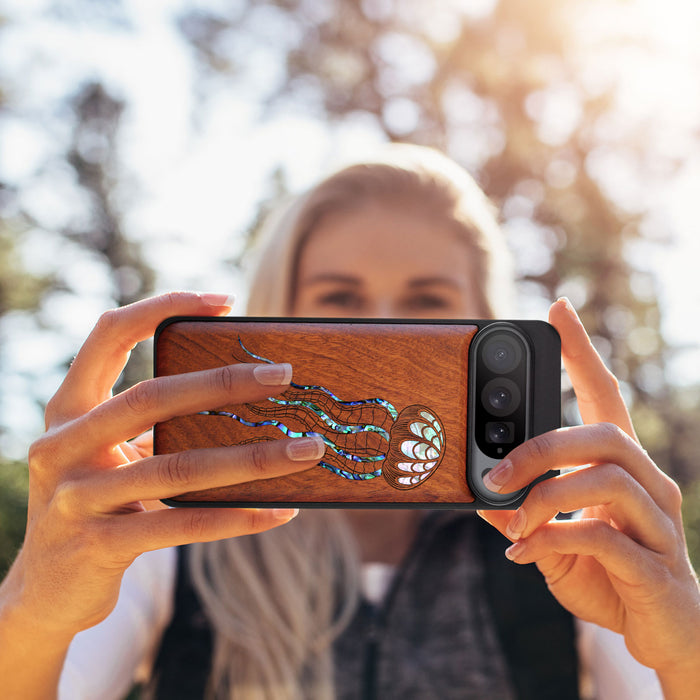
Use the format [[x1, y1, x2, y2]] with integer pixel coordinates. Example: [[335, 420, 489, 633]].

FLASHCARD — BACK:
[[155, 319, 478, 506]]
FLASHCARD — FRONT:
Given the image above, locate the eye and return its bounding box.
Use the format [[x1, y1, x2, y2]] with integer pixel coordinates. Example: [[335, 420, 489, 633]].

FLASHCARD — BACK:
[[402, 294, 452, 311], [315, 290, 365, 311]]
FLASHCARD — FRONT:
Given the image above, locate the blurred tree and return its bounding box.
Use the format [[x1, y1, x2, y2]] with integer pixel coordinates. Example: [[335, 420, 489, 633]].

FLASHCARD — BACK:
[[0, 201, 54, 316], [176, 0, 700, 495], [0, 10, 45, 572], [0, 193, 46, 578], [0, 18, 155, 568], [0, 80, 156, 424], [0, 460, 28, 577], [61, 80, 156, 390]]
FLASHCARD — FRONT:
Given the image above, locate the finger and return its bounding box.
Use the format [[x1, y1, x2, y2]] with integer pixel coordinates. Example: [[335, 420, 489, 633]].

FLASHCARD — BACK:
[[120, 431, 153, 461], [47, 292, 235, 424], [128, 430, 153, 459], [476, 509, 515, 539], [483, 423, 681, 514], [503, 518, 662, 587], [503, 464, 675, 554], [109, 506, 300, 558], [86, 436, 326, 508], [68, 361, 293, 454], [548, 298, 636, 439], [120, 441, 144, 462]]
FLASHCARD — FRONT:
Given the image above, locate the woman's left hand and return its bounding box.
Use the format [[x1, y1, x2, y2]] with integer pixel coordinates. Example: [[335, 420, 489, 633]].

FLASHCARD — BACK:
[[478, 298, 700, 695]]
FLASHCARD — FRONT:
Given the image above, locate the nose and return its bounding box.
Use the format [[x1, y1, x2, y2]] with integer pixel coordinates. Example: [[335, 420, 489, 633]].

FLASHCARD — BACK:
[[369, 300, 401, 319]]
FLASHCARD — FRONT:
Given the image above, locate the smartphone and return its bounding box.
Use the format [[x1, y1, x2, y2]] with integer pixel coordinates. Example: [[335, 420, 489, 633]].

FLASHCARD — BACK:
[[154, 317, 560, 509]]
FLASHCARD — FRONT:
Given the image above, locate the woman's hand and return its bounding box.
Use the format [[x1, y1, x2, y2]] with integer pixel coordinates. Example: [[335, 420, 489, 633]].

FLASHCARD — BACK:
[[478, 298, 700, 695], [1, 292, 324, 643]]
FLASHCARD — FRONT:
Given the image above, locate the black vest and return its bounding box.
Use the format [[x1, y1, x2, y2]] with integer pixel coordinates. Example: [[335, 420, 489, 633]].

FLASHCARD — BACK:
[[148, 514, 579, 699]]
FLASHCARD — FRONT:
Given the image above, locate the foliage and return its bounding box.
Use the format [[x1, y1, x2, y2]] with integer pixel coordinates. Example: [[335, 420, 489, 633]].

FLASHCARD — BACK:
[[62, 80, 157, 391], [0, 224, 54, 316], [682, 477, 700, 572], [0, 460, 28, 577]]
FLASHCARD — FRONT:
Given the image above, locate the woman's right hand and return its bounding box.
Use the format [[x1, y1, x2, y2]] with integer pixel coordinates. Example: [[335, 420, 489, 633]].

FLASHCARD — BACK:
[[1, 292, 324, 642]]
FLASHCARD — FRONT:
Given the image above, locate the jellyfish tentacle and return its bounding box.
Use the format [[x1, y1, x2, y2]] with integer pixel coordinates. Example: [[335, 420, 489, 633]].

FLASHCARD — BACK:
[[253, 396, 392, 441], [319, 463, 383, 480], [235, 335, 399, 420], [232, 392, 392, 477], [201, 337, 445, 489], [287, 385, 399, 420], [199, 411, 387, 466], [198, 411, 307, 437], [272, 388, 396, 432]]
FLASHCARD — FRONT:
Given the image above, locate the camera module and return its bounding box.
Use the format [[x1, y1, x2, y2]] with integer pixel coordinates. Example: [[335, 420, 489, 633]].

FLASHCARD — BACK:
[[467, 319, 560, 507], [469, 322, 531, 467]]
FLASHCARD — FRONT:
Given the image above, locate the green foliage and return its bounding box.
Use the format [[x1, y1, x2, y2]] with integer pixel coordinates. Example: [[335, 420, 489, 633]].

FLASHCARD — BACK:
[[0, 225, 53, 315], [682, 478, 700, 572], [0, 460, 28, 577]]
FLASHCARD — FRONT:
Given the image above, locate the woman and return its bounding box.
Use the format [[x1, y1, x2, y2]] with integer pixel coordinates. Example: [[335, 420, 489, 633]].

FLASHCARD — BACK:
[[0, 146, 697, 699]]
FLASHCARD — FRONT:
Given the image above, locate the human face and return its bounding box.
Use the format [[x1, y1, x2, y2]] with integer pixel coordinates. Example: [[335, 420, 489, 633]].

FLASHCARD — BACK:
[[292, 202, 485, 319]]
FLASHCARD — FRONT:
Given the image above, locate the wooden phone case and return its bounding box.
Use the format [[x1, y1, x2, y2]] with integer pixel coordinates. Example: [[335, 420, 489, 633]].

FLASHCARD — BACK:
[[154, 317, 560, 508], [155, 318, 480, 507]]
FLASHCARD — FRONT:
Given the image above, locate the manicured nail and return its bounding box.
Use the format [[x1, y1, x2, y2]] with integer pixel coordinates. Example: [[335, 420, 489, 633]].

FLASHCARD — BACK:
[[273, 508, 299, 521], [506, 509, 527, 540], [199, 293, 236, 308], [483, 460, 512, 493], [505, 541, 527, 561], [254, 363, 293, 386], [286, 435, 326, 461]]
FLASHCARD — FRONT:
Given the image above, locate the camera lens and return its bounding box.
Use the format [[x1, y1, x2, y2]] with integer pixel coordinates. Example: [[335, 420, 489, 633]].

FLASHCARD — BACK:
[[489, 387, 511, 411], [486, 421, 514, 444], [482, 334, 523, 374], [481, 378, 521, 417]]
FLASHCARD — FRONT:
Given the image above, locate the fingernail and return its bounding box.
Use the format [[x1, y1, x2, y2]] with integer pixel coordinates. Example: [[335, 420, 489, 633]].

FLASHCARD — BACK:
[[286, 435, 326, 461], [505, 541, 527, 561], [273, 508, 299, 521], [199, 293, 236, 308], [557, 296, 578, 319], [254, 363, 293, 386], [506, 509, 527, 540], [483, 460, 512, 493]]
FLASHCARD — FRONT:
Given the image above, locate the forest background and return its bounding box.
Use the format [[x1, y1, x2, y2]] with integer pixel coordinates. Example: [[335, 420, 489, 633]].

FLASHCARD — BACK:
[[1, 0, 700, 574]]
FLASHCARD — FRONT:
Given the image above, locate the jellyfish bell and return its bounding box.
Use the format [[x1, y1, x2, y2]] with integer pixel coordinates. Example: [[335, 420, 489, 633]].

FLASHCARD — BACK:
[[383, 406, 446, 490]]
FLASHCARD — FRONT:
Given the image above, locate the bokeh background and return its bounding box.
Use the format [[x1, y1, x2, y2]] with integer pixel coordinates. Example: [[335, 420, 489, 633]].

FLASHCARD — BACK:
[[1, 0, 700, 574]]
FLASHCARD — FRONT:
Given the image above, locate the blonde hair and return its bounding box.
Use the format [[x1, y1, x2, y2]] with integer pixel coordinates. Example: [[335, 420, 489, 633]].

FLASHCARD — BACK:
[[246, 143, 514, 318], [189, 512, 359, 700], [188, 144, 514, 699]]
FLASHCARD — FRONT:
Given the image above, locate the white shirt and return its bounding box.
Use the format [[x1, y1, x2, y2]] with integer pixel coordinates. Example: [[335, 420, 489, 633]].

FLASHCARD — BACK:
[[59, 548, 663, 700], [59, 548, 176, 700]]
